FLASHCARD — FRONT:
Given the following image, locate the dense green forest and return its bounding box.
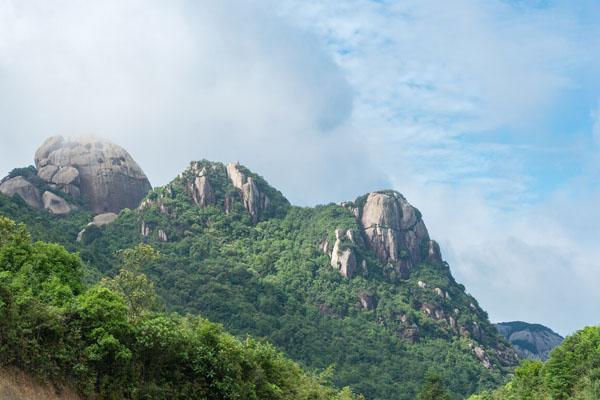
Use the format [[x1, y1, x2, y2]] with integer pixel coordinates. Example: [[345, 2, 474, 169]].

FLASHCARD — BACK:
[[0, 215, 362, 399], [0, 160, 517, 399], [469, 326, 600, 399]]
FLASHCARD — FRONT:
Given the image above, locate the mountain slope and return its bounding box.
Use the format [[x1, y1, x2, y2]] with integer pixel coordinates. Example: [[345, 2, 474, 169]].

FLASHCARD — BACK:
[[0, 216, 361, 400], [495, 321, 563, 361], [0, 147, 518, 399]]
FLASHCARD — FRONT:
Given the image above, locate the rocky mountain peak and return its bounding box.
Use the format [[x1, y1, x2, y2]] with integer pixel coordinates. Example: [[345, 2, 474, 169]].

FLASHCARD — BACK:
[[356, 190, 441, 277], [322, 190, 443, 280], [495, 321, 564, 360], [226, 162, 270, 222], [34, 136, 152, 214]]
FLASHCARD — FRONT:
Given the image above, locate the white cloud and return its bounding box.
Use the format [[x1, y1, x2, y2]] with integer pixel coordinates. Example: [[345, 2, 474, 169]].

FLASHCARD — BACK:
[[1, 0, 599, 335], [0, 0, 386, 204]]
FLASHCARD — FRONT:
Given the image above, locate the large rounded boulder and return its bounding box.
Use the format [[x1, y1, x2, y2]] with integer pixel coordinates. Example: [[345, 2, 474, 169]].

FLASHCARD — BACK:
[[34, 136, 152, 214]]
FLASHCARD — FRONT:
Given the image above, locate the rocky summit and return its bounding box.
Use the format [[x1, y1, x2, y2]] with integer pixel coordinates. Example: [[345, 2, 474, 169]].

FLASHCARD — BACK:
[[1, 136, 152, 215], [496, 321, 564, 360]]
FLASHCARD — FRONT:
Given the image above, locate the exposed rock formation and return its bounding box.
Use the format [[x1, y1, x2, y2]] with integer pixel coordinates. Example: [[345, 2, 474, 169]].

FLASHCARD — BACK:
[[495, 321, 564, 360], [358, 293, 376, 310], [0, 176, 42, 208], [226, 162, 269, 222], [34, 136, 152, 214], [357, 191, 437, 277], [42, 191, 72, 215], [330, 229, 357, 278], [191, 171, 216, 207], [76, 212, 118, 242]]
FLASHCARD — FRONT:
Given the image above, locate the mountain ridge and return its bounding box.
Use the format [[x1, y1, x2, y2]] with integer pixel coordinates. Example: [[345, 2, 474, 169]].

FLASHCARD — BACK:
[[0, 137, 519, 399]]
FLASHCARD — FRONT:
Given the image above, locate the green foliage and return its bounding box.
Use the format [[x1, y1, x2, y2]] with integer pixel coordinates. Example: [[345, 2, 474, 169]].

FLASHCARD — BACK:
[[417, 373, 451, 400], [0, 216, 361, 399], [0, 162, 516, 399], [476, 326, 600, 400]]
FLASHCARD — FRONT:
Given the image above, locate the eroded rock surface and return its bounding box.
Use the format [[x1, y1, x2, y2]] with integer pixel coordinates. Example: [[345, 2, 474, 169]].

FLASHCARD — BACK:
[[226, 162, 269, 222], [0, 176, 42, 209], [358, 191, 433, 277], [496, 321, 564, 360], [42, 191, 72, 215], [34, 136, 152, 214]]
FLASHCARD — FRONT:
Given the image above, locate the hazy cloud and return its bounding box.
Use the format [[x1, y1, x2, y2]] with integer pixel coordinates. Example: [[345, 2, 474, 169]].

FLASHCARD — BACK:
[[0, 0, 386, 204], [1, 0, 599, 335]]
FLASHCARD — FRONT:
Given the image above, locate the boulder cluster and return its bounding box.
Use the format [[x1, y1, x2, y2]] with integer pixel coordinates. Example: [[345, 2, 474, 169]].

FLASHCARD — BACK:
[[1, 136, 152, 215], [323, 191, 443, 279]]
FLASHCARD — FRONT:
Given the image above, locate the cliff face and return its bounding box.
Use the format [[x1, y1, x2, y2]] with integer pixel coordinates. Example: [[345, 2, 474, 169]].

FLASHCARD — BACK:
[[321, 191, 443, 280], [496, 321, 564, 360]]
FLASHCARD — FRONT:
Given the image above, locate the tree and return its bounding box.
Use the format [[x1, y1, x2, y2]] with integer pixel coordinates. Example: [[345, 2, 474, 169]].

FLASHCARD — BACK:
[[417, 373, 451, 400], [101, 244, 162, 319]]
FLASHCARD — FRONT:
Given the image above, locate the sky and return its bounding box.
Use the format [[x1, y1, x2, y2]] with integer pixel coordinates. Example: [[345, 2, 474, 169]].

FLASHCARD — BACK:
[[0, 0, 599, 335]]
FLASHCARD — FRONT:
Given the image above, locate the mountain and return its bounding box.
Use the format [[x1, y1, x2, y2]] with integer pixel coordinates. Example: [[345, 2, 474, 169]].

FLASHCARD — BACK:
[[495, 321, 563, 361], [0, 136, 151, 215], [0, 137, 520, 399], [470, 326, 600, 399]]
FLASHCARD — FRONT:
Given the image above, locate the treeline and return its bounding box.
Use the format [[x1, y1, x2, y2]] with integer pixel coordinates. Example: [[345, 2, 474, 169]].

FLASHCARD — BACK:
[[469, 326, 600, 399], [0, 216, 361, 400]]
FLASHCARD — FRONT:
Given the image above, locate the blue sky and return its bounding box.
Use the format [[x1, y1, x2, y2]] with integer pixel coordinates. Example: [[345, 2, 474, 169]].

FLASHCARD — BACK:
[[0, 0, 599, 335]]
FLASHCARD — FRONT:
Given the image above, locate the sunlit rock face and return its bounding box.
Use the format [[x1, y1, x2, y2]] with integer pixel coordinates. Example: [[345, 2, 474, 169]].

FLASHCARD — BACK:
[[358, 191, 436, 277], [34, 136, 152, 214], [226, 162, 270, 222]]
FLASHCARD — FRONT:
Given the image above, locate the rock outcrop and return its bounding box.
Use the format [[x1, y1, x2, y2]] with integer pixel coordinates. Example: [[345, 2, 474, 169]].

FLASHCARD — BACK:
[[495, 321, 563, 360], [329, 229, 357, 278], [357, 191, 440, 277], [42, 191, 72, 215], [0, 176, 42, 208], [226, 162, 269, 222], [76, 212, 118, 242], [34, 136, 152, 214]]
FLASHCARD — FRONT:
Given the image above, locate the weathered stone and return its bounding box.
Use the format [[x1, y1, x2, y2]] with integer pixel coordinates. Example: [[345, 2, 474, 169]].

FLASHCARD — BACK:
[[34, 136, 152, 214], [158, 229, 168, 242], [359, 191, 430, 277], [141, 221, 150, 237], [496, 321, 564, 361], [37, 165, 58, 181], [42, 191, 71, 215], [226, 162, 269, 222], [358, 293, 376, 310], [76, 213, 118, 242], [192, 175, 216, 207], [330, 229, 357, 278], [474, 346, 492, 369], [0, 177, 42, 209], [427, 240, 442, 264], [93, 212, 118, 226], [51, 166, 80, 186]]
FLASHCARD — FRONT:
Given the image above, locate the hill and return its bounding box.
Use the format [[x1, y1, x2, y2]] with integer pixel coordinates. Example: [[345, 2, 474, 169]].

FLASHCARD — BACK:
[[495, 321, 563, 361], [0, 137, 520, 399]]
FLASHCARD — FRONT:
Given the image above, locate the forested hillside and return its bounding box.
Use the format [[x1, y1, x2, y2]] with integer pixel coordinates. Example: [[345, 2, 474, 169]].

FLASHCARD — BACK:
[[0, 216, 361, 399], [0, 158, 518, 399]]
